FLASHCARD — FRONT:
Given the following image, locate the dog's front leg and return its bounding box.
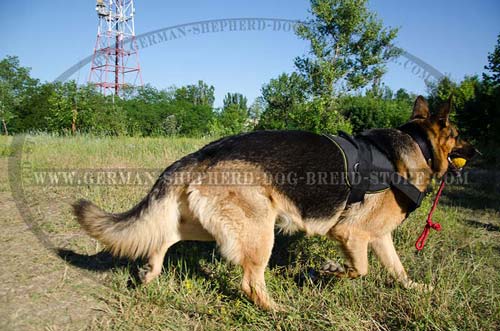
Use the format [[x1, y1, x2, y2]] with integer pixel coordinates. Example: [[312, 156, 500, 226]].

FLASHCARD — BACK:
[[371, 233, 433, 291]]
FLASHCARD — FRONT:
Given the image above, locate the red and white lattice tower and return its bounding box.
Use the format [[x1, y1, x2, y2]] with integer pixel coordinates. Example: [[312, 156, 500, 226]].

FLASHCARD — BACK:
[[89, 0, 143, 96]]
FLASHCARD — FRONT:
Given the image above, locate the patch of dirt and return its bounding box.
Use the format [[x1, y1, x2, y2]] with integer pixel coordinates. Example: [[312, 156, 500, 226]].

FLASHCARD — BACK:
[[0, 159, 105, 331]]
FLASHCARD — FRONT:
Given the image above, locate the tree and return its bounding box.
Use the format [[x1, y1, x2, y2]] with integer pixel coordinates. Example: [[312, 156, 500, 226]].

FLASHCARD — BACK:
[[395, 88, 412, 103], [223, 92, 248, 111], [134, 84, 175, 104], [0, 56, 38, 135], [295, 0, 400, 98], [424, 35, 500, 165], [215, 104, 248, 135], [216, 93, 249, 134], [426, 76, 457, 111], [296, 96, 352, 133], [258, 72, 352, 133], [174, 80, 215, 107], [258, 73, 309, 130], [12, 82, 53, 132], [175, 102, 214, 136], [455, 36, 500, 163], [427, 75, 480, 121], [0, 83, 15, 135], [339, 91, 412, 133], [483, 34, 500, 87], [46, 81, 79, 133], [248, 97, 265, 121]]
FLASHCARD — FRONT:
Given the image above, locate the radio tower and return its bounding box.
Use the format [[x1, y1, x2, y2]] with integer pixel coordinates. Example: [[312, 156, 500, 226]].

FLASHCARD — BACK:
[[89, 0, 143, 97]]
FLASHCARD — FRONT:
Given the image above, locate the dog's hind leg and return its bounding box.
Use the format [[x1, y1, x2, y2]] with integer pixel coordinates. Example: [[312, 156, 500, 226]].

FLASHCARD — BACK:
[[239, 217, 276, 310], [189, 187, 277, 310], [139, 195, 183, 284], [140, 211, 217, 284], [139, 240, 178, 284], [222, 204, 277, 310]]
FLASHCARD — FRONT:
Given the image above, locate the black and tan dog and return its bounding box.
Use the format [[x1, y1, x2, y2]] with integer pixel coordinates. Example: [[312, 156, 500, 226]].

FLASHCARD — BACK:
[[73, 96, 476, 310]]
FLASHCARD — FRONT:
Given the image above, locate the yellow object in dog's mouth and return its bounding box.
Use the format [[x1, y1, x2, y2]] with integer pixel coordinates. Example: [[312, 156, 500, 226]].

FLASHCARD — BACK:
[[451, 157, 467, 168]]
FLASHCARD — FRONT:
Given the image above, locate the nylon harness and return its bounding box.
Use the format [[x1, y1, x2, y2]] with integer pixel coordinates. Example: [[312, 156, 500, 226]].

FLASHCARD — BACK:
[[324, 126, 434, 214]]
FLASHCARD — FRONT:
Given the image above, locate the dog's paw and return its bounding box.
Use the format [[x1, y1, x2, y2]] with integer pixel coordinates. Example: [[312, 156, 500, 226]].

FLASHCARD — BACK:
[[269, 302, 287, 313], [320, 260, 346, 276], [403, 279, 434, 292], [138, 264, 157, 284]]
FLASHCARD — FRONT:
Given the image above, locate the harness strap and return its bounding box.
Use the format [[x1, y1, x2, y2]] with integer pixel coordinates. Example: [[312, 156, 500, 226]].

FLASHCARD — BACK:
[[347, 137, 372, 204], [391, 173, 426, 212]]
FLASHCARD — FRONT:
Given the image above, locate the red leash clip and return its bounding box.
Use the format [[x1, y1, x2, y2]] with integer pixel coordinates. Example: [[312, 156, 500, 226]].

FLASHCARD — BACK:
[[415, 180, 445, 251]]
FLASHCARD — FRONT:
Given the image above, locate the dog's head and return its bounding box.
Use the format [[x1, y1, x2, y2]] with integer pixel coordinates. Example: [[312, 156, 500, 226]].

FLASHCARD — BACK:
[[402, 96, 478, 177]]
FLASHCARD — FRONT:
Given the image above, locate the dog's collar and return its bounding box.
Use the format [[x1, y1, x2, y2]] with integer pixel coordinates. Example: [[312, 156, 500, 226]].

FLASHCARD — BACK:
[[399, 123, 434, 168]]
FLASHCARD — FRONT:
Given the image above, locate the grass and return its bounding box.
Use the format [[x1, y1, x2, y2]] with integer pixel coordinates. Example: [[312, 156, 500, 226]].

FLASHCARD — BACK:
[[4, 134, 500, 330]]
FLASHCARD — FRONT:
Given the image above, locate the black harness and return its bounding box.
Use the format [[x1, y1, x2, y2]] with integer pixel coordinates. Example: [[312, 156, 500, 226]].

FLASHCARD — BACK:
[[324, 127, 433, 214]]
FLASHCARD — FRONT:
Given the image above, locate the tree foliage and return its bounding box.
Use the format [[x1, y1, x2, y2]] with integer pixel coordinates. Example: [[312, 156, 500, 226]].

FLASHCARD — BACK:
[[257, 73, 309, 130], [0, 57, 220, 137], [339, 89, 413, 133], [0, 56, 38, 134], [425, 35, 500, 165], [212, 93, 249, 135], [223, 92, 248, 111], [295, 0, 401, 97], [258, 0, 402, 135], [174, 80, 215, 107], [257, 72, 352, 133], [483, 34, 500, 87]]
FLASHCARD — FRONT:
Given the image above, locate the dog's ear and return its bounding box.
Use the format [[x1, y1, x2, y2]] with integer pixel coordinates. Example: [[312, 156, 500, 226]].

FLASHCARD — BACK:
[[433, 96, 452, 127], [411, 96, 430, 120]]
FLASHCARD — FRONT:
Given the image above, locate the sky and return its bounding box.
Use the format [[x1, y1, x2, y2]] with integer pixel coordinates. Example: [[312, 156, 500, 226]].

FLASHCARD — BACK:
[[1, 0, 499, 107]]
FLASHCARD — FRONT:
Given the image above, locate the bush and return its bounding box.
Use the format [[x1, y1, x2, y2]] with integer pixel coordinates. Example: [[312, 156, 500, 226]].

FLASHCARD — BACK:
[[338, 93, 413, 133]]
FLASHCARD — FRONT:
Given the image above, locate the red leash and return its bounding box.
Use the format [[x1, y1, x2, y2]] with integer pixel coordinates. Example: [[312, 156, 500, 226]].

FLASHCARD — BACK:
[[415, 180, 445, 251]]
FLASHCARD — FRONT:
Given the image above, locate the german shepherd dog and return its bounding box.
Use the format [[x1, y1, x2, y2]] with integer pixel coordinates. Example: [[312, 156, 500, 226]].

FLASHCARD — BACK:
[[73, 96, 476, 310]]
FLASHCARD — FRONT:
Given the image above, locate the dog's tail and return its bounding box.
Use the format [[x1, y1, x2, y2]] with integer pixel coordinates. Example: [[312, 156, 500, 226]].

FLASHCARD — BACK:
[[72, 191, 178, 259]]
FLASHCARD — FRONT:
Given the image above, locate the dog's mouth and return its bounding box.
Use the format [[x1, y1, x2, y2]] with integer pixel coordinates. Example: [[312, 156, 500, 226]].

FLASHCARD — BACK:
[[449, 148, 480, 160]]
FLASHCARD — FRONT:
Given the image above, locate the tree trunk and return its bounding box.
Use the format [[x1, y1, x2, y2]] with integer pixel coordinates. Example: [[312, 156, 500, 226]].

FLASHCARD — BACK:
[[71, 107, 77, 135], [2, 119, 8, 136]]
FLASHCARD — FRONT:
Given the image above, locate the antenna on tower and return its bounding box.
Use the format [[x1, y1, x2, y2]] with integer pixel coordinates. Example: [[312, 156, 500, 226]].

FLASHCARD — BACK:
[[89, 0, 143, 98]]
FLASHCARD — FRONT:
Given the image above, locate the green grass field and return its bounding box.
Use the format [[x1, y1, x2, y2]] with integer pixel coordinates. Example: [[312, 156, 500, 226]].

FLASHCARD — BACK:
[[2, 134, 499, 330]]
